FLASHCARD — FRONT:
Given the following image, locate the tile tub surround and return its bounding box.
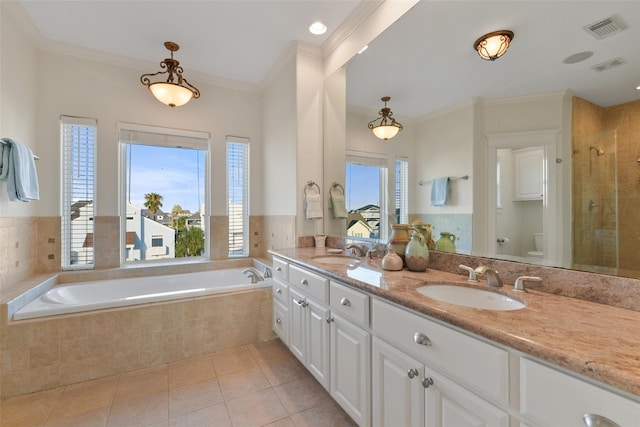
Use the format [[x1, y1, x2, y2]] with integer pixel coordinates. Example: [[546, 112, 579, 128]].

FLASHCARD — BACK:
[[0, 261, 275, 399], [269, 247, 640, 398]]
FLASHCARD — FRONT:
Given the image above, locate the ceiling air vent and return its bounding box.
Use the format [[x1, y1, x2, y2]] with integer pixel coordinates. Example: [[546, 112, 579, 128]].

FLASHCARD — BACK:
[[591, 57, 625, 73], [583, 16, 627, 39]]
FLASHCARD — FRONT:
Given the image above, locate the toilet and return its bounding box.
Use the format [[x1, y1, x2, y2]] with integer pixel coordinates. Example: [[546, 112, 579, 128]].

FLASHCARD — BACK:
[[527, 233, 544, 258]]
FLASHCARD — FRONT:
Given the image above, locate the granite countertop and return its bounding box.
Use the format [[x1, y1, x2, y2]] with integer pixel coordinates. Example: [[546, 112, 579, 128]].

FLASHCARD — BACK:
[[270, 247, 640, 399]]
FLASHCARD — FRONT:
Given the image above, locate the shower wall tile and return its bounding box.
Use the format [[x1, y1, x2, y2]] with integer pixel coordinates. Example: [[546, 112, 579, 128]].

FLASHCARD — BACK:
[[261, 215, 296, 255], [409, 213, 472, 255]]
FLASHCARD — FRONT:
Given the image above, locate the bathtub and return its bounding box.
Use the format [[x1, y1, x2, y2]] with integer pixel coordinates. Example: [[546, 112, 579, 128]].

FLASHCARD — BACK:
[[13, 268, 272, 320]]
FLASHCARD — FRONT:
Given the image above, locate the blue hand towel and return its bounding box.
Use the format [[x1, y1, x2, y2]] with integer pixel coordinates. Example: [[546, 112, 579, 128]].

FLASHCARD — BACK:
[[0, 138, 11, 181], [430, 177, 450, 206], [4, 139, 39, 202]]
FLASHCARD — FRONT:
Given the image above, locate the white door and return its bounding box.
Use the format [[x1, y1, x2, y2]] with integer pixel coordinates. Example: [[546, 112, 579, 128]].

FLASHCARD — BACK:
[[288, 287, 307, 365], [372, 337, 424, 427], [331, 313, 371, 427], [306, 297, 331, 390], [425, 370, 509, 427]]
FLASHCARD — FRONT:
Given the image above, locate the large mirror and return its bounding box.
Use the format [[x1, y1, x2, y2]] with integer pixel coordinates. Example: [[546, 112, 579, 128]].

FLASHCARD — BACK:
[[342, 1, 640, 278]]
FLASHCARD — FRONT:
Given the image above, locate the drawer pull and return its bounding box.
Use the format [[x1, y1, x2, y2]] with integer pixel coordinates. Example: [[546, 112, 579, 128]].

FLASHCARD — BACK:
[[276, 288, 282, 294], [276, 318, 282, 324], [276, 267, 282, 272], [326, 317, 334, 323], [300, 279, 309, 285], [583, 414, 620, 427], [422, 377, 434, 388], [414, 332, 432, 346], [407, 368, 419, 379], [295, 298, 308, 308], [340, 297, 351, 307]]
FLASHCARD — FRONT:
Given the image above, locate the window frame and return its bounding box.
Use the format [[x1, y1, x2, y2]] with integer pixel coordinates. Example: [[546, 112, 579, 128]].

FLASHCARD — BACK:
[[117, 122, 211, 265], [60, 115, 97, 270], [227, 136, 250, 257]]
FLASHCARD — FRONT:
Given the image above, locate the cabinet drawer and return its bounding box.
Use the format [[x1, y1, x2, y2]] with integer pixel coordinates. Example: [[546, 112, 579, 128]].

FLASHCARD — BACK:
[[289, 264, 328, 303], [273, 300, 289, 346], [372, 298, 509, 405], [273, 257, 288, 281], [272, 278, 289, 305], [329, 280, 369, 328], [520, 358, 640, 427]]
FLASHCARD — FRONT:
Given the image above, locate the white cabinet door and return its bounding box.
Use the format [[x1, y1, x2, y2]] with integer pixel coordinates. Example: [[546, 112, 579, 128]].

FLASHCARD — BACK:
[[306, 297, 331, 390], [289, 287, 307, 365], [273, 300, 289, 346], [520, 358, 640, 427], [513, 147, 544, 200], [331, 313, 371, 427], [425, 370, 509, 427], [372, 337, 424, 427]]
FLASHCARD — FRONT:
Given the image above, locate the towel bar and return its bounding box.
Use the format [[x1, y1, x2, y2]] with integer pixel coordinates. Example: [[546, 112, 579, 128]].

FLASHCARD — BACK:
[[1, 138, 39, 160], [418, 175, 468, 186]]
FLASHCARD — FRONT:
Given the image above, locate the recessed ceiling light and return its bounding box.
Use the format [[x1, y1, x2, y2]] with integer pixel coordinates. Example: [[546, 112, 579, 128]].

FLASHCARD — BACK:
[[309, 21, 327, 35], [636, 85, 640, 91]]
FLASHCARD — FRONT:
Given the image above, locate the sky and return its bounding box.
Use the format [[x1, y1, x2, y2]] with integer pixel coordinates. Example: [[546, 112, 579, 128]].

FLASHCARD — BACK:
[[346, 163, 380, 210], [126, 144, 205, 214]]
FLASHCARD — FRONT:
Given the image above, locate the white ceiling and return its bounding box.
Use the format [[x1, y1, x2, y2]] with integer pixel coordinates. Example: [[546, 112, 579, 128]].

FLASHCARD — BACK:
[[12, 0, 640, 119]]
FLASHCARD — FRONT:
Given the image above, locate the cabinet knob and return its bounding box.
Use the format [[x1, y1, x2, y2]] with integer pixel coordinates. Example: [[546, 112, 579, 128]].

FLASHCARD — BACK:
[[276, 318, 282, 324], [422, 377, 434, 388], [407, 368, 419, 379], [276, 288, 282, 294], [296, 298, 308, 308], [300, 279, 309, 285], [326, 317, 334, 323], [414, 332, 432, 346], [276, 267, 282, 272], [340, 297, 351, 307], [583, 414, 621, 427]]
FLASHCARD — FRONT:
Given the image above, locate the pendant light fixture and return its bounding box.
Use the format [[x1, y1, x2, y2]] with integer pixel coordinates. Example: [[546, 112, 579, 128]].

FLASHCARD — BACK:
[[473, 30, 514, 61], [140, 41, 201, 107], [368, 96, 403, 140]]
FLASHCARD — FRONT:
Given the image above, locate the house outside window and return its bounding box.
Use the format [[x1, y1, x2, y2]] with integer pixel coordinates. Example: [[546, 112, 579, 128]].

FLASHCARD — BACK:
[[61, 116, 97, 270]]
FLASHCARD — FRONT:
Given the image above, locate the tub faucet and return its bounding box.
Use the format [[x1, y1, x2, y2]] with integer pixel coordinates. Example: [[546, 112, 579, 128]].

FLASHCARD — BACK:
[[263, 268, 272, 278], [474, 266, 503, 288], [346, 244, 367, 257], [242, 268, 264, 283]]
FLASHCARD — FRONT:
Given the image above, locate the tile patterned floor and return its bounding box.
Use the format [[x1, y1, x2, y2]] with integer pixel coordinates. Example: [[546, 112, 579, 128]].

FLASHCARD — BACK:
[[0, 339, 357, 427]]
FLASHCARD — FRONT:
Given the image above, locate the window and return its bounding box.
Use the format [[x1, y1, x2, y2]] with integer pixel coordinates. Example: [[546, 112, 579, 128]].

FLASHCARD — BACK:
[[395, 158, 409, 224], [227, 137, 249, 257], [345, 154, 389, 242], [61, 116, 97, 270], [118, 123, 209, 263]]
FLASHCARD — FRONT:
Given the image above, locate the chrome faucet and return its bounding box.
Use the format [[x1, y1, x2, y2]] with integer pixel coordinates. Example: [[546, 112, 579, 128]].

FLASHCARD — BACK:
[[263, 267, 272, 278], [346, 244, 367, 257], [474, 266, 503, 288], [458, 264, 479, 282], [242, 267, 264, 283], [513, 276, 542, 292]]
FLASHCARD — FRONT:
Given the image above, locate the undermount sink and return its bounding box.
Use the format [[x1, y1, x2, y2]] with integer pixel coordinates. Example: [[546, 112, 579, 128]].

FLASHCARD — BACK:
[[416, 284, 526, 311], [312, 255, 362, 267]]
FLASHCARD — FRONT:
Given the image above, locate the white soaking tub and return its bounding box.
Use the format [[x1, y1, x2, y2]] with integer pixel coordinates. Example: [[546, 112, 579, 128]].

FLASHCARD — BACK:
[[14, 268, 272, 320]]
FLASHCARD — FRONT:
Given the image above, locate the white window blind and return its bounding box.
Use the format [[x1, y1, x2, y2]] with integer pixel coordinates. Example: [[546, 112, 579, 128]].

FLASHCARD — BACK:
[[227, 137, 249, 257], [396, 158, 409, 224], [61, 116, 97, 269]]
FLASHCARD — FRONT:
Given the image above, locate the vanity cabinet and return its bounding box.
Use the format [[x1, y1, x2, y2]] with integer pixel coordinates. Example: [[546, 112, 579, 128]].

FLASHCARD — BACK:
[[329, 281, 371, 427], [272, 279, 289, 345], [513, 147, 544, 201], [519, 358, 640, 427], [371, 298, 510, 427]]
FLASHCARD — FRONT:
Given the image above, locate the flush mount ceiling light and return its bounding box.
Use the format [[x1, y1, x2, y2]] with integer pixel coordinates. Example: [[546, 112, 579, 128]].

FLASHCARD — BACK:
[[368, 96, 403, 140], [140, 41, 200, 107], [309, 21, 327, 35], [473, 30, 514, 61]]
